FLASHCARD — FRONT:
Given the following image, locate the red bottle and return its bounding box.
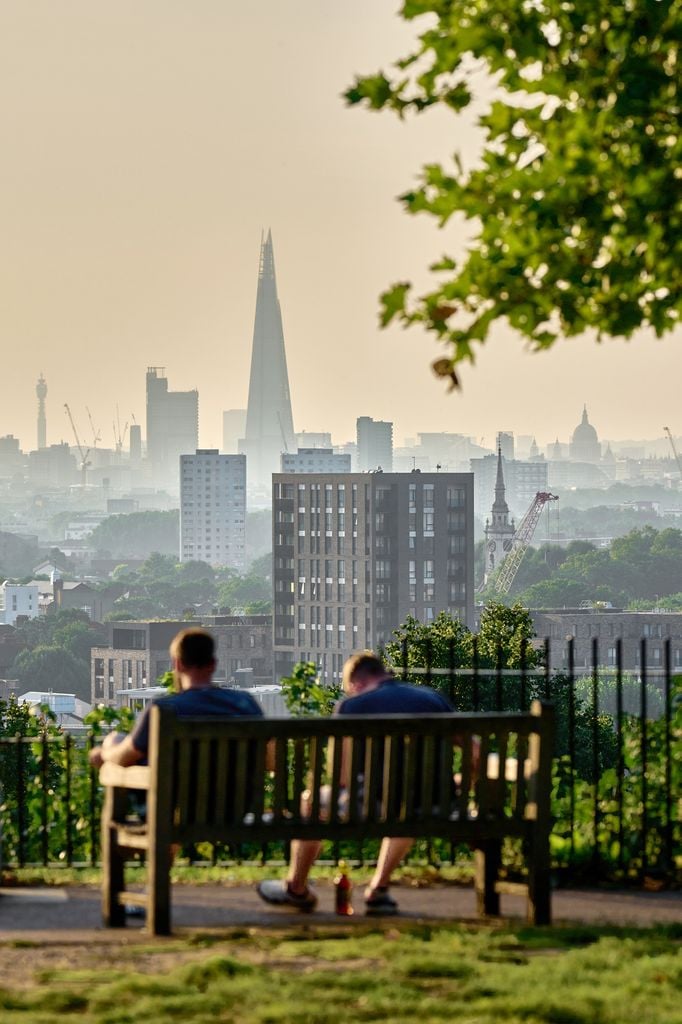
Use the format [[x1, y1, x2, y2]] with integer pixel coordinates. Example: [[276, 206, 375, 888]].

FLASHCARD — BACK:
[[334, 860, 353, 916]]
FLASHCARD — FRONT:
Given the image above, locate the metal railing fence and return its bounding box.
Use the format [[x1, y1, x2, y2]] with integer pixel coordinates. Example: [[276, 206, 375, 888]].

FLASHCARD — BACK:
[[0, 637, 679, 883]]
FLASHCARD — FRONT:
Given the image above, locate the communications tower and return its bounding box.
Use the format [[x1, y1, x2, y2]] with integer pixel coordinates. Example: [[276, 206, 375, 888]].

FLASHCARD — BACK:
[[36, 374, 47, 449]]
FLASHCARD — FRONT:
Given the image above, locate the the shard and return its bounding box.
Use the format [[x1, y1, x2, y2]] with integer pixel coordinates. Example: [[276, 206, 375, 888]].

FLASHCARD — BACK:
[[240, 230, 296, 493]]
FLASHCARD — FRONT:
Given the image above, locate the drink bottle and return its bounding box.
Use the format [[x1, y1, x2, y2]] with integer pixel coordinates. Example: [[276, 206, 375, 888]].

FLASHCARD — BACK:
[[334, 859, 353, 916]]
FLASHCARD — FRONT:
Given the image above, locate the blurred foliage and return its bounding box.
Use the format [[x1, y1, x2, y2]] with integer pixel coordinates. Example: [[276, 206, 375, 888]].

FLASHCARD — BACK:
[[346, 0, 681, 381], [280, 662, 340, 717]]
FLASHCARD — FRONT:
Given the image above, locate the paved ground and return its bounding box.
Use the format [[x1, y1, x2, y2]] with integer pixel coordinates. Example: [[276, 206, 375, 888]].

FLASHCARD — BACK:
[[0, 883, 680, 943]]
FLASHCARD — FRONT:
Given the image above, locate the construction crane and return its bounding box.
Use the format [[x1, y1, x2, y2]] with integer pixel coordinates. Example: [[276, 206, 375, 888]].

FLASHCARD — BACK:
[[494, 491, 559, 595], [86, 406, 101, 449], [64, 404, 92, 489], [113, 406, 129, 455], [663, 427, 682, 483]]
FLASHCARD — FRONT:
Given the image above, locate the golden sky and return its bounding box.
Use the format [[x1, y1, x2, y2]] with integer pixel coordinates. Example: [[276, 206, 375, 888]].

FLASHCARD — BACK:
[[1, 1, 679, 453]]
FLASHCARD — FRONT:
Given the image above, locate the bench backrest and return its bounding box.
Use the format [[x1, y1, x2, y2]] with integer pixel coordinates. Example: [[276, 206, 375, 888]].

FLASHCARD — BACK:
[[145, 700, 553, 845]]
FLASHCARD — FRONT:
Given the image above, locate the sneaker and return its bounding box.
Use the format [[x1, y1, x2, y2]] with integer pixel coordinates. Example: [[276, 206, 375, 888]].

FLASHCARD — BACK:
[[257, 879, 318, 912], [124, 904, 146, 919], [364, 887, 399, 916]]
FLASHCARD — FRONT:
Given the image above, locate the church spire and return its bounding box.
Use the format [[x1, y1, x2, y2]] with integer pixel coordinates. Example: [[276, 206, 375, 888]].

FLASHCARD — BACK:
[[492, 446, 509, 514]]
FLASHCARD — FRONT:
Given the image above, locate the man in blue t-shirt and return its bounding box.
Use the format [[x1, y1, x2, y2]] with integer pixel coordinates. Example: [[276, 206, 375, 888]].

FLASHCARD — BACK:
[[88, 628, 262, 769], [258, 651, 452, 916]]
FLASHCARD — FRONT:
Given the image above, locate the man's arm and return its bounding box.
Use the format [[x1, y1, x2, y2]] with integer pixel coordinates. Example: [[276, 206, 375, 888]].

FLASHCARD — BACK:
[[88, 730, 145, 768]]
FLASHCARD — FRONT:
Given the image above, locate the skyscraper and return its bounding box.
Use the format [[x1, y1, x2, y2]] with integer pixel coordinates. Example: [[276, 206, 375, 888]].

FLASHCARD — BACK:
[[240, 231, 296, 493], [146, 367, 198, 492], [36, 374, 47, 450], [179, 450, 246, 570], [357, 416, 393, 472]]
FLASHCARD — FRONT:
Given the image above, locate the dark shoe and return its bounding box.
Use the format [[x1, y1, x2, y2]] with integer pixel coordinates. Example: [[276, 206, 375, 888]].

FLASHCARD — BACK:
[[257, 879, 318, 912], [124, 904, 146, 919], [365, 887, 399, 916]]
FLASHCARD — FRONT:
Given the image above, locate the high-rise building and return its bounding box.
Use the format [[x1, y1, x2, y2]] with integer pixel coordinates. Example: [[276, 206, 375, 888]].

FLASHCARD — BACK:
[[222, 410, 247, 454], [146, 367, 198, 492], [272, 471, 474, 684], [129, 424, 142, 463], [36, 374, 47, 450], [496, 431, 514, 461], [239, 231, 296, 492], [356, 416, 393, 472], [179, 450, 246, 570], [484, 449, 516, 583]]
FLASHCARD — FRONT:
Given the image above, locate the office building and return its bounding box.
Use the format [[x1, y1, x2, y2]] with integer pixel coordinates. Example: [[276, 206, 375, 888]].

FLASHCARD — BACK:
[[146, 367, 198, 492], [272, 471, 474, 684], [281, 448, 351, 474], [222, 410, 247, 454], [496, 431, 515, 461], [531, 608, 682, 679], [91, 616, 273, 707], [129, 424, 142, 463], [240, 231, 296, 492], [179, 450, 246, 570], [357, 417, 393, 472]]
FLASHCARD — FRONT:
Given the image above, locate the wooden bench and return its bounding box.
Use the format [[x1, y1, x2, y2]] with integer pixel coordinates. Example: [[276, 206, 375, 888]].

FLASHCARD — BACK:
[[99, 699, 554, 934]]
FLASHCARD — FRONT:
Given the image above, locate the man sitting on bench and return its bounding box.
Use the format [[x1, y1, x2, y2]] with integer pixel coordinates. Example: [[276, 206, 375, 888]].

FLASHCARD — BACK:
[[257, 651, 452, 916], [89, 628, 263, 770]]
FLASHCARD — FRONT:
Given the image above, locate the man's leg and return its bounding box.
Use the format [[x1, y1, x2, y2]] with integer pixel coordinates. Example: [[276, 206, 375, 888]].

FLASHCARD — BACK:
[[257, 839, 321, 911], [287, 839, 322, 894], [366, 837, 413, 895]]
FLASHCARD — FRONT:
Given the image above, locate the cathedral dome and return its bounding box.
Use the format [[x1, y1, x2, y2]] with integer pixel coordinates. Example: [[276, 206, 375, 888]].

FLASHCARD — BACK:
[[569, 406, 601, 463]]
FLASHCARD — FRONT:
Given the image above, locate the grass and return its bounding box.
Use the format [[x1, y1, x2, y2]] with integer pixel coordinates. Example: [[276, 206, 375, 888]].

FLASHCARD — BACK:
[[0, 922, 680, 1023], [2, 860, 474, 889]]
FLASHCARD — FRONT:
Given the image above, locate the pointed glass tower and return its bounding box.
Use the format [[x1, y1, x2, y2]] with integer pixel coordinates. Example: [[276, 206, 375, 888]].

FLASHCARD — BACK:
[[240, 231, 296, 491]]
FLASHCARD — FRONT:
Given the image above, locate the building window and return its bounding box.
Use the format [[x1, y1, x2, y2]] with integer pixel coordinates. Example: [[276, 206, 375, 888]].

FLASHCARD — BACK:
[[423, 510, 434, 533]]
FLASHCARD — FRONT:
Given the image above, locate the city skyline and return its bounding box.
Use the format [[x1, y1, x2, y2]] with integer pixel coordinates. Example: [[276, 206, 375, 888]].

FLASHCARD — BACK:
[[1, 2, 681, 454]]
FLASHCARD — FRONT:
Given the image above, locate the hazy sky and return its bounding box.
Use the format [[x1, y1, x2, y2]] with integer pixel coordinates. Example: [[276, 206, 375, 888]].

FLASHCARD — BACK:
[[1, 1, 679, 454]]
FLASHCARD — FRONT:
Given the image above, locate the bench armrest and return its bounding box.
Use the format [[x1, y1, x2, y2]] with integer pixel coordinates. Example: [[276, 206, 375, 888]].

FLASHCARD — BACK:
[[99, 763, 151, 791]]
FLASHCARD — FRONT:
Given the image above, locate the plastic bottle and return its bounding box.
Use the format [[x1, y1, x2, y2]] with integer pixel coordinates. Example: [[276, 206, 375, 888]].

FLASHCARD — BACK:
[[334, 859, 353, 916]]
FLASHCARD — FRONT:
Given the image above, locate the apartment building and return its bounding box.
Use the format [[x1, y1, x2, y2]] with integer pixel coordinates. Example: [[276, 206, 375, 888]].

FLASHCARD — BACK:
[[272, 471, 474, 684], [179, 450, 246, 570]]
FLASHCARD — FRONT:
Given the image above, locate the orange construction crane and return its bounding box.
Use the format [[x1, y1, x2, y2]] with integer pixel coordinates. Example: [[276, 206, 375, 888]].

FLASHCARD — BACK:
[[494, 491, 559, 595]]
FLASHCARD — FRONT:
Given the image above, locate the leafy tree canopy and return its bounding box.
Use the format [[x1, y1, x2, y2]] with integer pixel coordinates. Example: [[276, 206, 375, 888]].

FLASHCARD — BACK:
[[346, 0, 681, 381], [89, 510, 179, 559], [513, 525, 682, 607], [12, 645, 90, 702]]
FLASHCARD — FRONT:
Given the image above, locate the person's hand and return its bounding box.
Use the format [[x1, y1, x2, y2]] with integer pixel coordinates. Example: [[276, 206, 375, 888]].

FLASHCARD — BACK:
[[89, 746, 104, 768]]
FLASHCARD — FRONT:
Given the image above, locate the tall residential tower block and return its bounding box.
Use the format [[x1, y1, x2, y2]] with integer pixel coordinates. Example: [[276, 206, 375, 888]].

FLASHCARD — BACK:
[[273, 471, 474, 684]]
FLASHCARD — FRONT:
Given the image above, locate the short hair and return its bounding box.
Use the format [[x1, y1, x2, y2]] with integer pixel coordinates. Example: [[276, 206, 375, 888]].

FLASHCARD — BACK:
[[341, 651, 391, 693], [170, 628, 215, 669]]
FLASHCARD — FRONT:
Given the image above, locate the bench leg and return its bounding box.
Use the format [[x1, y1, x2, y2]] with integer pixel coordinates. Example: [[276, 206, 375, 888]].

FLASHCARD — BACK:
[[527, 830, 551, 926], [101, 791, 125, 928], [475, 841, 501, 917], [147, 838, 172, 936]]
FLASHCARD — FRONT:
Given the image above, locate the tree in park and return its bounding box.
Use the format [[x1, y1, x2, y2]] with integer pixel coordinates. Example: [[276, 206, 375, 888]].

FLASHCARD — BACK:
[[383, 603, 541, 706], [346, 0, 681, 383]]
